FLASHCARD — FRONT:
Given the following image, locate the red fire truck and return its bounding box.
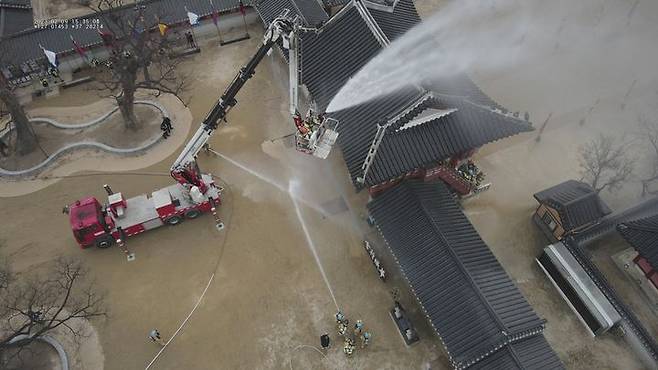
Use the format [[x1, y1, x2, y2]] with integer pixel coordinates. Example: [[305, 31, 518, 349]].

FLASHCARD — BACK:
[[66, 12, 315, 249], [68, 174, 221, 248]]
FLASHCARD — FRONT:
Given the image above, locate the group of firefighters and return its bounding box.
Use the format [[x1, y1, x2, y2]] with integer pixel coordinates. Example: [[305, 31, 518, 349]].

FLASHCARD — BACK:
[[293, 109, 324, 151], [319, 311, 372, 357]]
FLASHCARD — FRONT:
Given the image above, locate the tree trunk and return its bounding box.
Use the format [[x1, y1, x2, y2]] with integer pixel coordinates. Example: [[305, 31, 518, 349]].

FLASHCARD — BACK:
[[0, 88, 37, 155], [118, 80, 139, 130]]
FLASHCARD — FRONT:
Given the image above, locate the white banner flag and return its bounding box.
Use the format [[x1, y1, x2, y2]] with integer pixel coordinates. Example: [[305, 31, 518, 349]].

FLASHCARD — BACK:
[[187, 11, 199, 25], [40, 45, 58, 67]]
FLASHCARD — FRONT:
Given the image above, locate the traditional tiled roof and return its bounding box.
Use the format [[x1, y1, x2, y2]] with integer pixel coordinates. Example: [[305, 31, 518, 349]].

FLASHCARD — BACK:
[[618, 213, 658, 271], [534, 180, 612, 232], [322, 0, 351, 7], [362, 94, 532, 186], [299, 3, 381, 111], [0, 0, 31, 7], [573, 196, 658, 245], [563, 236, 658, 362], [330, 89, 532, 186], [469, 335, 564, 370], [254, 0, 328, 27], [0, 0, 245, 68], [368, 180, 560, 369], [299, 0, 421, 110], [366, 0, 419, 41], [299, 0, 531, 187], [0, 3, 32, 38], [423, 73, 503, 109]]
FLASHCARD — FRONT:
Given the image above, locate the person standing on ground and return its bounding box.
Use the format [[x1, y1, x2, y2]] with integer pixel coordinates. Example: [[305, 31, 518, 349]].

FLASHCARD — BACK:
[[343, 337, 355, 356], [161, 117, 172, 139], [186, 31, 197, 49], [149, 329, 166, 346], [335, 311, 345, 324], [354, 320, 364, 336], [361, 331, 371, 348]]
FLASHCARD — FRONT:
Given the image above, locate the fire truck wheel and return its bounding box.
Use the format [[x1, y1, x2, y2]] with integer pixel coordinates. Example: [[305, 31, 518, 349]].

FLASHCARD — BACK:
[[165, 215, 183, 225], [96, 235, 115, 249], [184, 209, 201, 219]]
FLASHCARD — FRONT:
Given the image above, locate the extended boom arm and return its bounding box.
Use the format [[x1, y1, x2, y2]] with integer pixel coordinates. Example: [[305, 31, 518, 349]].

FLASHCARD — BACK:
[[170, 11, 295, 191]]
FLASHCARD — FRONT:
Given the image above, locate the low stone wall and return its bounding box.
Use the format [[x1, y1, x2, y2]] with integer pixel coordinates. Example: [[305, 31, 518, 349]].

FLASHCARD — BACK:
[[0, 100, 168, 178]]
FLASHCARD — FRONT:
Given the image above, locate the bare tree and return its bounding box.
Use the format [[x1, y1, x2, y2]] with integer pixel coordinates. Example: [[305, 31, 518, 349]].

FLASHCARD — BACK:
[[90, 0, 186, 130], [638, 117, 658, 196], [0, 257, 106, 367], [578, 134, 634, 194], [0, 67, 37, 155]]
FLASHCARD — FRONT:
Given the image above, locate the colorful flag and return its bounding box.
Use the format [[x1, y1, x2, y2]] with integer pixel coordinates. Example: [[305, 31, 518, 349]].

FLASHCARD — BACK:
[[187, 11, 199, 25], [99, 29, 114, 46], [211, 10, 219, 26], [70, 35, 87, 59], [211, 0, 220, 27], [239, 0, 246, 16], [40, 45, 58, 67], [158, 22, 168, 36]]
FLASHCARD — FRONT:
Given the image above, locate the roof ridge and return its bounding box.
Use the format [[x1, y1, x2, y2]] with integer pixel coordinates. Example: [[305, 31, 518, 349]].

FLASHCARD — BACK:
[[353, 0, 389, 46], [410, 182, 512, 333], [442, 93, 533, 126], [363, 0, 399, 13], [459, 331, 547, 369], [408, 181, 546, 367], [563, 188, 598, 206], [316, 0, 355, 29], [620, 215, 658, 233]]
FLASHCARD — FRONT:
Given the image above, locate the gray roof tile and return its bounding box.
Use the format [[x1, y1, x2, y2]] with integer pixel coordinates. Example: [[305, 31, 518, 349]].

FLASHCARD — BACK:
[[299, 1, 531, 187], [368, 180, 557, 368], [331, 89, 532, 186], [363, 95, 532, 186], [322, 0, 350, 7], [299, 3, 381, 111], [618, 213, 658, 271], [367, 0, 419, 41], [534, 180, 612, 231], [470, 335, 565, 370], [0, 6, 33, 37], [254, 0, 328, 27], [563, 236, 658, 361]]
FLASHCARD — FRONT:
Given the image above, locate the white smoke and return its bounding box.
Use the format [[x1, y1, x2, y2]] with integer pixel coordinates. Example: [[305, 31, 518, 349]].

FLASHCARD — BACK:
[[326, 0, 656, 113]]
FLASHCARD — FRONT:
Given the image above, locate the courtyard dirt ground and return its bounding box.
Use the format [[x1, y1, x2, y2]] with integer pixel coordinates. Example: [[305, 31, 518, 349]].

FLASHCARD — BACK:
[[2, 0, 658, 369], [0, 23, 444, 369]]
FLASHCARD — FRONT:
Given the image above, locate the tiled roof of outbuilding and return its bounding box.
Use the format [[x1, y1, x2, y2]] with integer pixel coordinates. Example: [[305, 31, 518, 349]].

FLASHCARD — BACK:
[[534, 180, 611, 231], [368, 180, 559, 369], [618, 213, 658, 271]]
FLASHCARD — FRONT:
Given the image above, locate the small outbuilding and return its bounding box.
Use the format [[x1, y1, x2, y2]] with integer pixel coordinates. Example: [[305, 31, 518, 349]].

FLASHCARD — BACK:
[[533, 180, 611, 242], [618, 214, 658, 291]]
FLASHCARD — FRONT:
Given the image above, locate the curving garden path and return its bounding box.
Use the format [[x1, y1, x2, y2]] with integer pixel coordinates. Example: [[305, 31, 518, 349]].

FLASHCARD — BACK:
[[0, 100, 169, 177]]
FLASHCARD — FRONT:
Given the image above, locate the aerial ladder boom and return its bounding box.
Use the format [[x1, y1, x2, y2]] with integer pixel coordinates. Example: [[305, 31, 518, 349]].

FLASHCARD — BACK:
[[170, 11, 295, 191]]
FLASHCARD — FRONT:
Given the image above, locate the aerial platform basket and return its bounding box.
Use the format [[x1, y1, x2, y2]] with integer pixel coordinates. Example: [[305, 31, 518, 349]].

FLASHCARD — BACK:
[[295, 117, 340, 159]]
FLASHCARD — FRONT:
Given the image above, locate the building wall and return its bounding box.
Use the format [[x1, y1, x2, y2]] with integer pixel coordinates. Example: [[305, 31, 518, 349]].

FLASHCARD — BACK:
[[14, 10, 260, 104], [535, 204, 565, 240]]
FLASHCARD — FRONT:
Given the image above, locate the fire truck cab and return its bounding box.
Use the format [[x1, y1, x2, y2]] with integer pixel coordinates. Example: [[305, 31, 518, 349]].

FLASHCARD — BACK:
[[70, 197, 115, 249], [69, 174, 221, 249]]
